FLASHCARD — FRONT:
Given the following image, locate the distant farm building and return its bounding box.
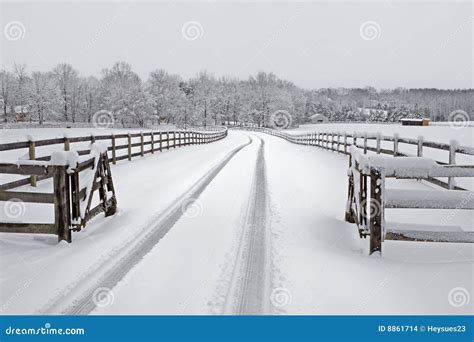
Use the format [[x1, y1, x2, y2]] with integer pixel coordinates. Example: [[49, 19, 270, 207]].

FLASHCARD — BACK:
[[310, 114, 329, 123], [400, 118, 430, 126]]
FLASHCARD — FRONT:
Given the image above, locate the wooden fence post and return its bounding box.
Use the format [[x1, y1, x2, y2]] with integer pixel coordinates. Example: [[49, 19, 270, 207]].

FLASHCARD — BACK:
[[64, 137, 70, 151], [54, 165, 71, 243], [151, 132, 154, 153], [363, 134, 368, 154], [28, 140, 37, 187], [127, 133, 132, 161], [166, 132, 170, 150], [448, 142, 457, 189], [417, 136, 423, 157], [393, 134, 399, 156], [91, 134, 95, 144], [343, 133, 347, 154], [376, 133, 381, 154], [140, 133, 144, 157], [159, 132, 163, 151], [369, 168, 382, 255], [111, 135, 116, 165]]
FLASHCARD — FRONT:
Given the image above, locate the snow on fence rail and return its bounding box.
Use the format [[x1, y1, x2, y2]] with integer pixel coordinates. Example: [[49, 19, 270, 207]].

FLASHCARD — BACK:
[[0, 128, 228, 191], [345, 146, 474, 254], [0, 146, 117, 242], [240, 127, 474, 191]]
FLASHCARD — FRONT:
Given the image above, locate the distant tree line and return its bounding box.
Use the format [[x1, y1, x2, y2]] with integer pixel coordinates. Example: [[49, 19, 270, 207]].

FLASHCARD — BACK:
[[0, 62, 472, 127]]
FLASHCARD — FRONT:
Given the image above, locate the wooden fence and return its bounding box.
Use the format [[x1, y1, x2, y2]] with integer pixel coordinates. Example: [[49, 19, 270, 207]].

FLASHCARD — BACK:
[[0, 128, 228, 191], [0, 150, 117, 242], [0, 128, 227, 242], [346, 147, 474, 254], [241, 127, 474, 191]]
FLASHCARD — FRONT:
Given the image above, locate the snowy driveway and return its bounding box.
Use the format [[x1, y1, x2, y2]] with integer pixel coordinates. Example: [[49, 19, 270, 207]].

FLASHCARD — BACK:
[[0, 131, 472, 315]]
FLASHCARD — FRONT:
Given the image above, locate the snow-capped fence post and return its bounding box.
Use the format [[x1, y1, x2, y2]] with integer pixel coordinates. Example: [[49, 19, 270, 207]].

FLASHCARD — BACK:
[[336, 133, 341, 152], [343, 133, 347, 154], [376, 133, 381, 154], [363, 134, 368, 154], [369, 168, 382, 255], [53, 165, 71, 243], [393, 134, 399, 156], [173, 132, 177, 148], [64, 137, 70, 151], [140, 133, 144, 157], [159, 132, 163, 151], [150, 132, 154, 153], [448, 142, 457, 190], [127, 133, 132, 161], [417, 137, 423, 157], [111, 135, 116, 164], [353, 132, 357, 149], [28, 140, 37, 187]]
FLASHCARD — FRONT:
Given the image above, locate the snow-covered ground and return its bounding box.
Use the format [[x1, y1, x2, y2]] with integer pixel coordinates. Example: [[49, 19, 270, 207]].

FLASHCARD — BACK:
[[0, 129, 472, 315]]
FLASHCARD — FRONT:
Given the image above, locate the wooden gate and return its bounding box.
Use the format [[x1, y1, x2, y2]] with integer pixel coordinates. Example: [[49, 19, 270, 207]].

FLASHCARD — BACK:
[[0, 149, 117, 242]]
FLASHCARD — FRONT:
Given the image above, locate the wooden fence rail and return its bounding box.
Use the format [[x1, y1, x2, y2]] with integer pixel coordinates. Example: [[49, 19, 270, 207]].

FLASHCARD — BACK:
[[239, 127, 474, 191], [0, 128, 228, 191]]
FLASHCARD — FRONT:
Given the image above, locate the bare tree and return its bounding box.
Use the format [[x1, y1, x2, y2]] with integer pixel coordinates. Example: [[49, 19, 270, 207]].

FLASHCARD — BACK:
[[0, 70, 14, 122], [53, 63, 78, 121]]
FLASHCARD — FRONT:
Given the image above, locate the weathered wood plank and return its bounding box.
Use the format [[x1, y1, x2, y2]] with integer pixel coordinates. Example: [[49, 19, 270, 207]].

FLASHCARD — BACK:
[[0, 223, 56, 234], [0, 191, 54, 203]]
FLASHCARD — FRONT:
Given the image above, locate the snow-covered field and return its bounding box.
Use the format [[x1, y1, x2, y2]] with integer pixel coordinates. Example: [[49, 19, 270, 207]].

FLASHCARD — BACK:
[[0, 129, 472, 315]]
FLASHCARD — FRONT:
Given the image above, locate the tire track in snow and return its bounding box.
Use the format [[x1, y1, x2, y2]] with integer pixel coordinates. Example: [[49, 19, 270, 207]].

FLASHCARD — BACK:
[[224, 136, 270, 315], [42, 136, 253, 315]]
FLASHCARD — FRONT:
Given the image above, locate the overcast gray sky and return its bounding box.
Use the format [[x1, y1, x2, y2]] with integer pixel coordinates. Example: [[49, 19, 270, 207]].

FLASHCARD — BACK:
[[1, 1, 472, 89]]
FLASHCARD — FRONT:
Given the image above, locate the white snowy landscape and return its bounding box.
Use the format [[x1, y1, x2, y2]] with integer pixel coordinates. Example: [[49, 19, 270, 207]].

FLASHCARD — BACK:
[[0, 123, 472, 315], [1, 0, 473, 319]]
